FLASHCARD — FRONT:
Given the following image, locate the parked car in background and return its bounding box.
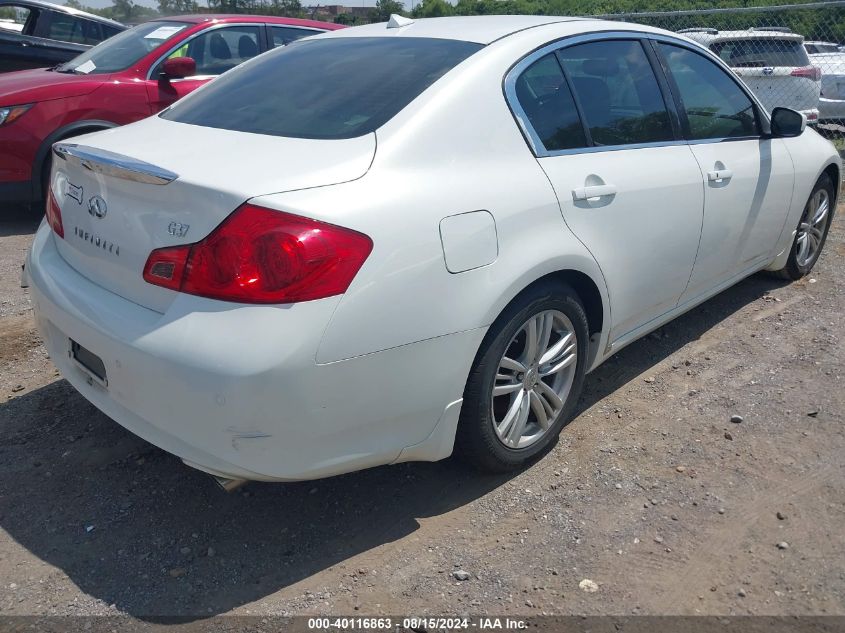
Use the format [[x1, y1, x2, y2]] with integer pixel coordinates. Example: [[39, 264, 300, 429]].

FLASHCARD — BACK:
[[804, 41, 845, 122], [27, 17, 839, 486], [0, 14, 342, 206], [0, 0, 124, 73], [805, 40, 840, 55], [680, 27, 820, 123]]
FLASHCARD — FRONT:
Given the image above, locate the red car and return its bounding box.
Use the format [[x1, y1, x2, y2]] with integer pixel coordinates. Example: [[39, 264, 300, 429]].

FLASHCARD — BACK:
[[0, 14, 343, 206]]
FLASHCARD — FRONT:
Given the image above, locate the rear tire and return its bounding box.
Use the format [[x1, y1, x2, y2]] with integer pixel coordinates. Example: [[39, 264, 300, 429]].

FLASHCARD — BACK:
[[456, 282, 589, 473], [771, 173, 835, 280]]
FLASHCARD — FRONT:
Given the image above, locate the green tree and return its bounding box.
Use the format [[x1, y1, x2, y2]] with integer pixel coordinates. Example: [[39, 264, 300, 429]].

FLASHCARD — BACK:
[[373, 0, 406, 21], [110, 0, 137, 22], [268, 0, 303, 17], [412, 0, 453, 18], [157, 0, 199, 15]]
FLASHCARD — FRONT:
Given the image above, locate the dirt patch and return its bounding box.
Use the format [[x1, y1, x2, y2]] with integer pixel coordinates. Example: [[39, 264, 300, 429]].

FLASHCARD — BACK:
[[0, 206, 842, 619]]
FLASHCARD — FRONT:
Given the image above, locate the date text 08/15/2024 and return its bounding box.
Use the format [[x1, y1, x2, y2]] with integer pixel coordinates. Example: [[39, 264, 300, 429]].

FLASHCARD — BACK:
[[306, 617, 528, 630]]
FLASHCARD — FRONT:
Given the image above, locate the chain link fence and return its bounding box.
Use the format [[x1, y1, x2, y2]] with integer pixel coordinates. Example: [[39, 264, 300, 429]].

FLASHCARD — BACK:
[[593, 1, 845, 156]]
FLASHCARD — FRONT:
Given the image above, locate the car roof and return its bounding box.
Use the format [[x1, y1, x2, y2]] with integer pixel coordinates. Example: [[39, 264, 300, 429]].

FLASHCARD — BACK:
[[163, 14, 342, 29], [318, 15, 591, 45], [0, 0, 124, 27]]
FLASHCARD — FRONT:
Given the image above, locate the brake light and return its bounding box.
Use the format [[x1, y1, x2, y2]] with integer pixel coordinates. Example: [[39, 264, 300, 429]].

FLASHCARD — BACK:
[[143, 203, 373, 304], [791, 65, 822, 81], [46, 191, 64, 238]]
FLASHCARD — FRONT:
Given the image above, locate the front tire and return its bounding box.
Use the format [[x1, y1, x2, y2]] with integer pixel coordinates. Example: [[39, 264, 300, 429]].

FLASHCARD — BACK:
[[456, 282, 589, 472], [772, 173, 835, 280]]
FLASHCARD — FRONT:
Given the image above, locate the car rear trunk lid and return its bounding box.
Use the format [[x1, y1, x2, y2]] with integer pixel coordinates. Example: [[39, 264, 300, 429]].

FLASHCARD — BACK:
[[732, 66, 819, 113], [49, 117, 376, 313]]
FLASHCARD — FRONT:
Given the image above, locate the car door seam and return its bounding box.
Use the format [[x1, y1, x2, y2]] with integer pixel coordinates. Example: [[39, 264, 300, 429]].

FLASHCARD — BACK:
[[677, 143, 707, 302]]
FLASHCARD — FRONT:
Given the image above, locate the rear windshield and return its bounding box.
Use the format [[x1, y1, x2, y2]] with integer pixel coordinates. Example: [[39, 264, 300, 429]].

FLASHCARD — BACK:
[[711, 38, 810, 68], [161, 37, 483, 140]]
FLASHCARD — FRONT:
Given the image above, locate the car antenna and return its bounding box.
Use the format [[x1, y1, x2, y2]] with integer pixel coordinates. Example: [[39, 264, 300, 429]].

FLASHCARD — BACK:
[[387, 14, 414, 28]]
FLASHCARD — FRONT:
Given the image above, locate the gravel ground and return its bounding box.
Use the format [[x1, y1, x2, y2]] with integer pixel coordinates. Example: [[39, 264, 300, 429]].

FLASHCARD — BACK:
[[0, 202, 843, 621]]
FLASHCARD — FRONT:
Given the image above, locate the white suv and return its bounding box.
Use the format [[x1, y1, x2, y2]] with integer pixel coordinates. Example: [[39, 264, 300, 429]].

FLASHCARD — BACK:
[[681, 27, 820, 123]]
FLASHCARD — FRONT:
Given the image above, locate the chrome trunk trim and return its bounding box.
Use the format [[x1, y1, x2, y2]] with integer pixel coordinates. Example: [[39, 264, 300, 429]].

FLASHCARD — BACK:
[[53, 143, 179, 185]]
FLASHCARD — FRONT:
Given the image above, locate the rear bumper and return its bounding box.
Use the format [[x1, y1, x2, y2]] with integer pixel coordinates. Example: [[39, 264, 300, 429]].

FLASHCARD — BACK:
[[27, 224, 478, 481], [819, 97, 845, 121]]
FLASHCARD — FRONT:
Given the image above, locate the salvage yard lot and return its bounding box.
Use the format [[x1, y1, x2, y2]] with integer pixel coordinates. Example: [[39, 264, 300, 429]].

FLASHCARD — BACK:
[[0, 204, 843, 618]]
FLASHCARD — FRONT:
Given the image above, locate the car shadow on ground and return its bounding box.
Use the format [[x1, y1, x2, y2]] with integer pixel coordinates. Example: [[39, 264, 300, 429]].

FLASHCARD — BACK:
[[0, 272, 787, 620], [0, 204, 40, 238]]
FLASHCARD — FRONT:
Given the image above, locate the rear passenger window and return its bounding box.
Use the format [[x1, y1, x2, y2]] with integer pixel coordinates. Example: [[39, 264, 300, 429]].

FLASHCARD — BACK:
[[657, 43, 759, 140], [557, 40, 673, 146], [271, 26, 319, 47], [102, 24, 122, 39], [46, 13, 85, 43], [514, 54, 587, 152]]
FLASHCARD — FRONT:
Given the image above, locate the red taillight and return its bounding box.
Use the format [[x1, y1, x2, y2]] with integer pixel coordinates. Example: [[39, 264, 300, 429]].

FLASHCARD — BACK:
[[143, 203, 373, 304], [791, 65, 822, 81], [46, 191, 64, 238]]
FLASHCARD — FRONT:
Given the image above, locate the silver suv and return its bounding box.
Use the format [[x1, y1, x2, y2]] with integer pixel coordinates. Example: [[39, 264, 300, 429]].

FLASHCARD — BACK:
[[804, 41, 845, 122], [680, 27, 820, 123]]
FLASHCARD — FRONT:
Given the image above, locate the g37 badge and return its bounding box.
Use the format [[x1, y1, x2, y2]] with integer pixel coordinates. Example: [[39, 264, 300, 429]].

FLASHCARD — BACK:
[[168, 222, 190, 238]]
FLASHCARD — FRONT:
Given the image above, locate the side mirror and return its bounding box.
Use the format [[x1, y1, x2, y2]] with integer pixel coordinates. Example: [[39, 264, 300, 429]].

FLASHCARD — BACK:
[[161, 56, 196, 80], [770, 107, 806, 138]]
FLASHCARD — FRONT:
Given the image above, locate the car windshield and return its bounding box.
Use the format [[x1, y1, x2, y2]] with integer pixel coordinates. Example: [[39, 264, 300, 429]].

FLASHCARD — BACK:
[[161, 36, 483, 140], [711, 38, 810, 68], [56, 21, 189, 74]]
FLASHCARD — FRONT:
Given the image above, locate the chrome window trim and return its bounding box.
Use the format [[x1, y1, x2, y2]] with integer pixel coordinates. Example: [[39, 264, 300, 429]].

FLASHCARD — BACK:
[[168, 74, 216, 83], [144, 22, 266, 81], [503, 30, 769, 158], [53, 143, 178, 185]]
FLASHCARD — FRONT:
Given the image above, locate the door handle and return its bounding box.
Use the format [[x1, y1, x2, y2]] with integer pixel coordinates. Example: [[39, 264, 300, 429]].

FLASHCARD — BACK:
[[572, 184, 617, 201], [707, 169, 733, 182]]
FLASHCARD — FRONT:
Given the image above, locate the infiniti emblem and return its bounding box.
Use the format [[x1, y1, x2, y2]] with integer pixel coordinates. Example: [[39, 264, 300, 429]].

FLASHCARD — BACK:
[[88, 195, 107, 219]]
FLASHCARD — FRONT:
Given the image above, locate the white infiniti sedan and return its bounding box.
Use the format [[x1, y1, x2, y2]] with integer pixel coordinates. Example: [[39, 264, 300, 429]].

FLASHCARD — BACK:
[[26, 16, 840, 487]]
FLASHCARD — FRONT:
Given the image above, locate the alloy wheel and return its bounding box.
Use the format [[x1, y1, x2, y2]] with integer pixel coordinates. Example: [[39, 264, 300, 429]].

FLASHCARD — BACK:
[[795, 188, 830, 268], [491, 310, 578, 449]]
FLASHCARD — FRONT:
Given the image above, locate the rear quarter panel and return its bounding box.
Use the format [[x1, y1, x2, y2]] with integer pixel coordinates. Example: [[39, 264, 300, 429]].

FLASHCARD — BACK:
[[250, 31, 611, 368]]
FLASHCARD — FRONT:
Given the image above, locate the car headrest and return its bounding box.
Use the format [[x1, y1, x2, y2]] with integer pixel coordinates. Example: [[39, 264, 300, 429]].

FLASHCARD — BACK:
[[210, 33, 232, 60], [238, 34, 258, 58]]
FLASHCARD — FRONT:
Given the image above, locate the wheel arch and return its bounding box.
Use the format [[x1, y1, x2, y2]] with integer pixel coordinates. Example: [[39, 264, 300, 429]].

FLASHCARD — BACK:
[[822, 161, 840, 210], [31, 119, 119, 201], [523, 270, 605, 337], [482, 264, 611, 373]]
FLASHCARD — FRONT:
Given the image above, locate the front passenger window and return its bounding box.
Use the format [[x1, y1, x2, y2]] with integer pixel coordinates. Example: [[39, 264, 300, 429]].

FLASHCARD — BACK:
[[158, 26, 261, 77], [657, 43, 759, 140]]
